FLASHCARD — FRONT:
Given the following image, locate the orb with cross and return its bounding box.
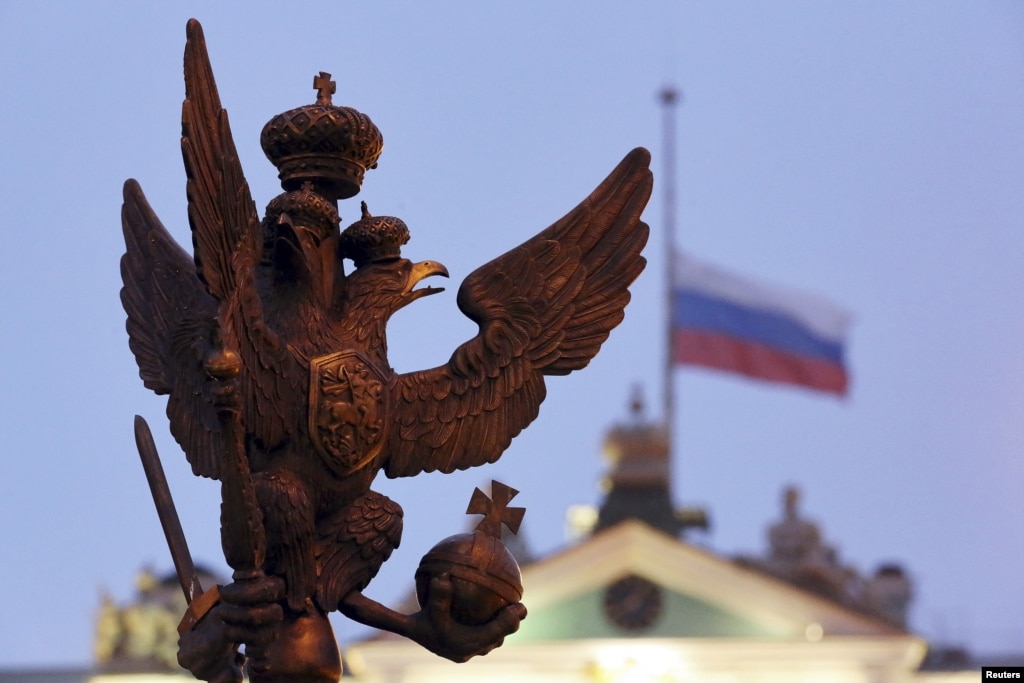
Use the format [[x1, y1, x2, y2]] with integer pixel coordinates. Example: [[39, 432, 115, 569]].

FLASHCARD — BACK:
[[415, 481, 526, 626]]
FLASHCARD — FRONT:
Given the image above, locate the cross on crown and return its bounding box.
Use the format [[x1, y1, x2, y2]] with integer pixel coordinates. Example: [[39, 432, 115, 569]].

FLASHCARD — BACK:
[[313, 71, 336, 105]]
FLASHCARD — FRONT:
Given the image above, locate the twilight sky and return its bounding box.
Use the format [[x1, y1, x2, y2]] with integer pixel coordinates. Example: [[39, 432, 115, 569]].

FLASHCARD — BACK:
[[1, 1, 1021, 666]]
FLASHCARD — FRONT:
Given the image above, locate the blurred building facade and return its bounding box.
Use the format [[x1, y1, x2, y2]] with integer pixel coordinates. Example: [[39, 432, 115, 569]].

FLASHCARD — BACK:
[[347, 396, 978, 682]]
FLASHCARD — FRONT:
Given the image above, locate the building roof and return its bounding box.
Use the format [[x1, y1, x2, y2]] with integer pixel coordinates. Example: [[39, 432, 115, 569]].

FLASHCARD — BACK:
[[517, 519, 906, 641]]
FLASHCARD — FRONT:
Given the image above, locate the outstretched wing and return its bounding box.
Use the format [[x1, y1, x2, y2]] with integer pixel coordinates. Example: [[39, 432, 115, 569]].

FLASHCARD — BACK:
[[385, 148, 652, 477], [121, 20, 302, 478], [180, 18, 302, 450], [181, 18, 261, 299], [120, 179, 223, 478]]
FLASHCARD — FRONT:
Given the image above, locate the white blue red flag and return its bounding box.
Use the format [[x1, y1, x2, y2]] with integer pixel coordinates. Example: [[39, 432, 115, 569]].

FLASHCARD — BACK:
[[672, 252, 851, 395]]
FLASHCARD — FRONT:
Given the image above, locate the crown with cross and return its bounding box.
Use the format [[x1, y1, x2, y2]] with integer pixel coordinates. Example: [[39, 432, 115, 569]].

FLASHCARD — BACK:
[[260, 72, 384, 202]]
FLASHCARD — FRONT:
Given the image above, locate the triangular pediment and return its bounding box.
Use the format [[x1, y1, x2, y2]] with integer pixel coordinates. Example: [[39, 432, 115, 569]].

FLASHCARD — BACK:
[[511, 519, 902, 642]]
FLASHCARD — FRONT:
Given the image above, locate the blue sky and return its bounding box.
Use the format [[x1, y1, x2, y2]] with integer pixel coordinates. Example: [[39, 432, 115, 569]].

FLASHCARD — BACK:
[[1, 1, 1021, 666]]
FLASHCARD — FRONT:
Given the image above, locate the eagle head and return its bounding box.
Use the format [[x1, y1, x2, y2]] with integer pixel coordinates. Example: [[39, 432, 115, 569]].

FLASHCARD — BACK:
[[339, 204, 449, 317], [263, 187, 341, 287], [346, 257, 449, 317]]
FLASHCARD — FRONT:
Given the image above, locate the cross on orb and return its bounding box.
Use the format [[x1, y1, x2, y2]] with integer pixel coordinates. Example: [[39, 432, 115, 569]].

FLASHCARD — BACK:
[[467, 481, 525, 538]]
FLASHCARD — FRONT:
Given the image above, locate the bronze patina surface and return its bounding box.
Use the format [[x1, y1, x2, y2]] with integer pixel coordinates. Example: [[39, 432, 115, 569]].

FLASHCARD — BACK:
[[120, 18, 651, 683]]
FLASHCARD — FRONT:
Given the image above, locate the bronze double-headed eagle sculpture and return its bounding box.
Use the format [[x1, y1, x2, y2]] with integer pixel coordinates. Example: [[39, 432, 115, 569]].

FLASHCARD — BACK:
[[120, 19, 652, 683]]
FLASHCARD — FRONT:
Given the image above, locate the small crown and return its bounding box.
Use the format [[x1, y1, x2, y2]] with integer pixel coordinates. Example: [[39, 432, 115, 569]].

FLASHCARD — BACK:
[[339, 202, 410, 267], [263, 182, 340, 238], [260, 72, 383, 201]]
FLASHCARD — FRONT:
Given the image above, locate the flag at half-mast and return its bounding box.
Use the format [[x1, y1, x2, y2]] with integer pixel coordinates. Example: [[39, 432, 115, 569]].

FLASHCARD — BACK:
[[672, 252, 851, 395]]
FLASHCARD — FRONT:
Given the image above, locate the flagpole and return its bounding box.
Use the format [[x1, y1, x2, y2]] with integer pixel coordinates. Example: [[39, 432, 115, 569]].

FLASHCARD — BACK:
[[660, 86, 680, 453]]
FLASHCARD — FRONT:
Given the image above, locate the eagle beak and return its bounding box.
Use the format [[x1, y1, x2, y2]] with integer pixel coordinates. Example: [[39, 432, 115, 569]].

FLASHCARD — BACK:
[[274, 213, 301, 254], [401, 260, 449, 304], [274, 212, 324, 274], [278, 213, 322, 248]]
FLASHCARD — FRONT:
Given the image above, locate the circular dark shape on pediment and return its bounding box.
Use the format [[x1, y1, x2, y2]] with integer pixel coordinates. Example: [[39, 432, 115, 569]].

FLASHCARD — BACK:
[[602, 574, 663, 631]]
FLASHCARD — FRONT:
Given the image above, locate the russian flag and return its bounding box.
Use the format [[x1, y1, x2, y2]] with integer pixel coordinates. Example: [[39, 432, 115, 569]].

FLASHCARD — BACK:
[[673, 252, 851, 395]]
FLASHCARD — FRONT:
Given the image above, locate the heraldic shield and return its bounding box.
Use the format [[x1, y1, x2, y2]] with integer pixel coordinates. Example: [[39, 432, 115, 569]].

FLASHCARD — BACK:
[[309, 350, 389, 476]]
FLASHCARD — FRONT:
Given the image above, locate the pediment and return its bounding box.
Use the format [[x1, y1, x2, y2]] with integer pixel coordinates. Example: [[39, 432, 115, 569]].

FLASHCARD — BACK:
[[512, 519, 902, 642]]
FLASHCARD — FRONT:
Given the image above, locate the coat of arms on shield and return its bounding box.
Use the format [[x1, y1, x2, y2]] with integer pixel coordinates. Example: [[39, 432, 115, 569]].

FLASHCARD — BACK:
[[309, 350, 388, 475]]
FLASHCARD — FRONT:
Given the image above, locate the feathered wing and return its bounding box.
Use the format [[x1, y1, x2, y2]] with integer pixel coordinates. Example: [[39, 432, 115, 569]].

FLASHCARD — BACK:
[[121, 20, 303, 477], [181, 18, 260, 300], [180, 18, 302, 450], [120, 179, 223, 478], [385, 147, 652, 477]]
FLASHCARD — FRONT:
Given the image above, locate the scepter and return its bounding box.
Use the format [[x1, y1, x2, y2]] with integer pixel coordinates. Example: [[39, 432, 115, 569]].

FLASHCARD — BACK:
[[203, 344, 267, 583]]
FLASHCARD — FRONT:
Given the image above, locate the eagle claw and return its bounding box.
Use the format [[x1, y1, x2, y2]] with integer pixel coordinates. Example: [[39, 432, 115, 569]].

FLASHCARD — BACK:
[[411, 573, 527, 663], [177, 574, 286, 681]]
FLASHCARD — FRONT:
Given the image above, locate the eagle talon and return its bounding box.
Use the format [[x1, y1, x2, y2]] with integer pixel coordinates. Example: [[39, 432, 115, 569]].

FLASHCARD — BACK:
[[410, 573, 526, 662]]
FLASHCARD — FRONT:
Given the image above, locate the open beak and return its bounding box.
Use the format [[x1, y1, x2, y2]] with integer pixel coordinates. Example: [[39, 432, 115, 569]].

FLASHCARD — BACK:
[[400, 260, 449, 306]]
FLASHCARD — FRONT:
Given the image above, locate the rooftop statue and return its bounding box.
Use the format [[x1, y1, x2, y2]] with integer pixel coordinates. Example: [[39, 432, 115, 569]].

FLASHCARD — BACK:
[[121, 19, 651, 683], [768, 486, 826, 566]]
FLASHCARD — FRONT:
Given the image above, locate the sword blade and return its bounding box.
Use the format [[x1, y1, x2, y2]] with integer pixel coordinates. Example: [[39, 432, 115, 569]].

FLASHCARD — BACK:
[[134, 414, 203, 604]]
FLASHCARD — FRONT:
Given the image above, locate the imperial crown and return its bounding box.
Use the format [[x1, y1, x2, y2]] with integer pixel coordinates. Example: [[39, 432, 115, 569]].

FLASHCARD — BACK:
[[260, 72, 383, 201]]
